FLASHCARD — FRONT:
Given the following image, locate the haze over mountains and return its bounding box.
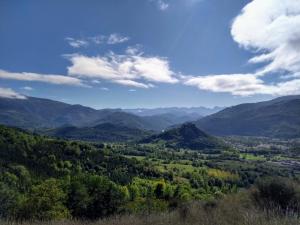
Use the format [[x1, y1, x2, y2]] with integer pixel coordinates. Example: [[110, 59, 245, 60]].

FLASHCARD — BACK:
[[124, 107, 224, 117]]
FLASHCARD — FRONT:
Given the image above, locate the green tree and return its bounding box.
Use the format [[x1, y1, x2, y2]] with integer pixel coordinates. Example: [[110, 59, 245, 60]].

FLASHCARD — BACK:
[[25, 178, 69, 220]]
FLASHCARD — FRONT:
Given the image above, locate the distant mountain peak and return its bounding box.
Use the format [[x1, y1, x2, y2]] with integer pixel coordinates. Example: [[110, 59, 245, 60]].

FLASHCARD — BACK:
[[177, 123, 209, 140], [141, 123, 224, 150]]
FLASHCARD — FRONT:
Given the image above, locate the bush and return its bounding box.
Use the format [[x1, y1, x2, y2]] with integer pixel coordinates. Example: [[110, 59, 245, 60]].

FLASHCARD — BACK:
[[251, 177, 300, 214]]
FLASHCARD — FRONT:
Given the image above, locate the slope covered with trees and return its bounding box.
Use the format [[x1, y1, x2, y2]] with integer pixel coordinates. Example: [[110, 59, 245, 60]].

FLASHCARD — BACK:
[[44, 123, 151, 142], [196, 95, 300, 138], [141, 123, 225, 150], [0, 125, 239, 220]]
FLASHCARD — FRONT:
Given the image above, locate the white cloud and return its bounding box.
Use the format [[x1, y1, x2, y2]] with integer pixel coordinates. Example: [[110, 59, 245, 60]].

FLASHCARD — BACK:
[[128, 89, 136, 92], [185, 74, 300, 96], [107, 33, 130, 44], [231, 0, 300, 76], [185, 74, 266, 96], [21, 86, 33, 91], [100, 87, 109, 91], [0, 87, 26, 99], [186, 0, 300, 97], [66, 50, 178, 88], [65, 37, 89, 48], [0, 69, 86, 87]]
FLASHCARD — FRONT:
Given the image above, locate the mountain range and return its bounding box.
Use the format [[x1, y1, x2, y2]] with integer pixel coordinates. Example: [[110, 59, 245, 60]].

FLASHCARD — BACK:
[[123, 106, 223, 117], [0, 96, 202, 132], [1, 95, 300, 140]]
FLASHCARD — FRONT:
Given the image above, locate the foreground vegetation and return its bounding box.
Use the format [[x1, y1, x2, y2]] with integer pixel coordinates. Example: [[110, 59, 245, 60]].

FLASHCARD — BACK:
[[1, 125, 300, 223], [1, 189, 300, 225]]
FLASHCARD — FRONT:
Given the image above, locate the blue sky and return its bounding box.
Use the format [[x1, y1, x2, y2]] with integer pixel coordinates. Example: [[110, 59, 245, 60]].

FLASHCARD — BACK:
[[1, 0, 300, 109]]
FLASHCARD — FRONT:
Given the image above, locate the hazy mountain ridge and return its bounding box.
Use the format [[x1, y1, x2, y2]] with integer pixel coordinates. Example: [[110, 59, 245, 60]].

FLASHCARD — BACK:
[[123, 106, 224, 117], [195, 95, 300, 138]]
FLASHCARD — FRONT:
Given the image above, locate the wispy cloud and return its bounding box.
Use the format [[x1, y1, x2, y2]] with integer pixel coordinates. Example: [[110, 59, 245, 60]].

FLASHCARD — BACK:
[[21, 86, 33, 91], [91, 80, 101, 84], [66, 48, 178, 88], [0, 70, 87, 87], [107, 33, 130, 44], [65, 37, 89, 48], [114, 79, 151, 88], [66, 33, 129, 48], [185, 0, 300, 96], [0, 87, 26, 99]]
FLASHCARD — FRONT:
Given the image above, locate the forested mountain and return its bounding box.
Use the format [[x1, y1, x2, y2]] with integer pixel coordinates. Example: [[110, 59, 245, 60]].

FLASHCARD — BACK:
[[141, 123, 225, 150], [0, 97, 196, 131], [195, 95, 300, 138], [0, 96, 120, 128], [44, 123, 151, 142]]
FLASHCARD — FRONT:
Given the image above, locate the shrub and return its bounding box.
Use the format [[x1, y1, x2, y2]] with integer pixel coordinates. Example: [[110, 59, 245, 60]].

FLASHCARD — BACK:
[[251, 177, 300, 214]]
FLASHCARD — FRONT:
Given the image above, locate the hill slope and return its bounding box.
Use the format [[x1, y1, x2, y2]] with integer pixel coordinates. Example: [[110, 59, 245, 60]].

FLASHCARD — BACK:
[[195, 95, 300, 138], [44, 123, 151, 142], [141, 123, 225, 150], [0, 96, 120, 128]]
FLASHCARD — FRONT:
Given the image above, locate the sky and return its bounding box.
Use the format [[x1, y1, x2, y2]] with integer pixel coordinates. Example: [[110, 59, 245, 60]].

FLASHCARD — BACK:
[[1, 0, 300, 109]]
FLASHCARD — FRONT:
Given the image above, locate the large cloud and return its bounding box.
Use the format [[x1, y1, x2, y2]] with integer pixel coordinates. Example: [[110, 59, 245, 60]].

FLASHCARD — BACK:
[[66, 50, 178, 88], [186, 0, 300, 96], [231, 0, 300, 75], [185, 74, 300, 96], [0, 87, 26, 99], [0, 70, 86, 87]]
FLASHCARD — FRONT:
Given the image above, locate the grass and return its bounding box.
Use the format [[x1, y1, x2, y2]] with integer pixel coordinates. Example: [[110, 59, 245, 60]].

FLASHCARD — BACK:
[[1, 193, 299, 225], [240, 153, 265, 161]]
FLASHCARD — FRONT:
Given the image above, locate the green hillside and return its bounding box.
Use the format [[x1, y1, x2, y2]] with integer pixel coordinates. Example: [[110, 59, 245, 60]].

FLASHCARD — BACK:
[[196, 95, 300, 138], [141, 123, 225, 150]]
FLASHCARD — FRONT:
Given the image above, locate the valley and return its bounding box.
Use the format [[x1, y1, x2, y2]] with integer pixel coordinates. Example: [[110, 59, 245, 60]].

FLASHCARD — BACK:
[[0, 95, 300, 223]]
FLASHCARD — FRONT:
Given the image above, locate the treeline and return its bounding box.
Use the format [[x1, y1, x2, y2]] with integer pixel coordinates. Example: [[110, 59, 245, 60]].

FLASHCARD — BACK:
[[0, 125, 240, 220]]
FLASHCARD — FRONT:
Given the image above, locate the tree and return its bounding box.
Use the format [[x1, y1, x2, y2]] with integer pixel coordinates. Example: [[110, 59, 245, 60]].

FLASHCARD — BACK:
[[0, 182, 23, 219], [24, 179, 69, 220]]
